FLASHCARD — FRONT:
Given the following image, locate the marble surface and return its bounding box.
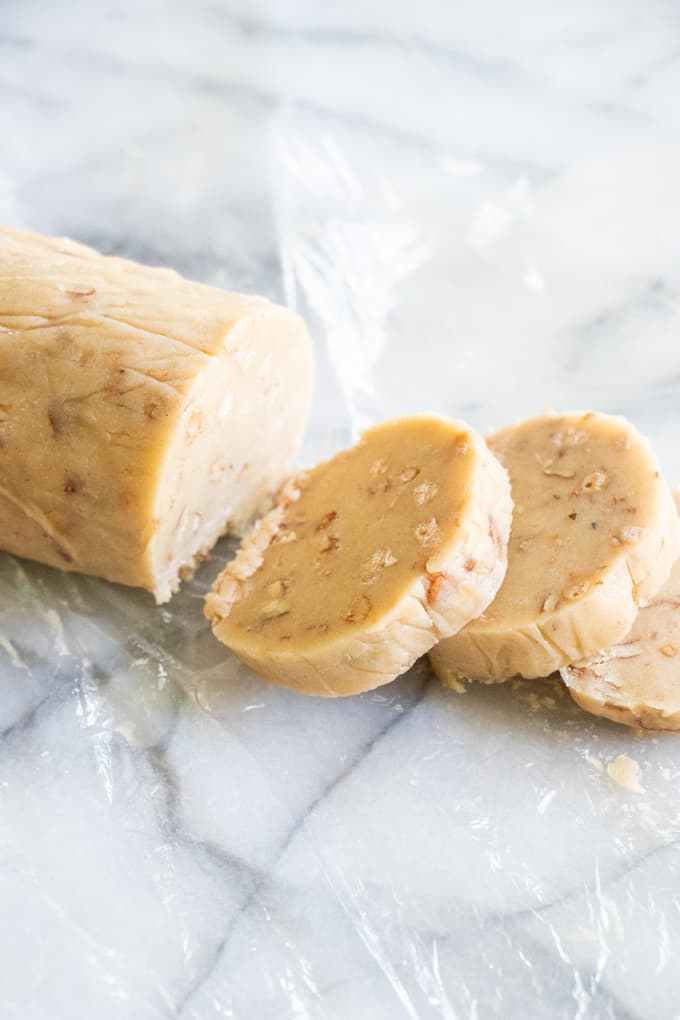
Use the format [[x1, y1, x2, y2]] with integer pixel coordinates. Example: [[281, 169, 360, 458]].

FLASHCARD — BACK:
[[2, 1, 680, 1017]]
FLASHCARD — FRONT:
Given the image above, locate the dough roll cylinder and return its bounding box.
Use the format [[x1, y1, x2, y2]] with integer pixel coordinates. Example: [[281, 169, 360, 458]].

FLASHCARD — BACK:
[[0, 226, 314, 602]]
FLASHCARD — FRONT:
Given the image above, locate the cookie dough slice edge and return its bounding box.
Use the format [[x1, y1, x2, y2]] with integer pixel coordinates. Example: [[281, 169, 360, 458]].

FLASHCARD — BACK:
[[205, 421, 512, 697], [561, 493, 680, 730], [430, 412, 680, 685]]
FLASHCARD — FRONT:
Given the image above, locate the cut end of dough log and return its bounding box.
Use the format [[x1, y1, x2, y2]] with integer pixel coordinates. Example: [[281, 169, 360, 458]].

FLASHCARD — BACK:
[[149, 305, 313, 602], [430, 411, 680, 685], [205, 415, 513, 697]]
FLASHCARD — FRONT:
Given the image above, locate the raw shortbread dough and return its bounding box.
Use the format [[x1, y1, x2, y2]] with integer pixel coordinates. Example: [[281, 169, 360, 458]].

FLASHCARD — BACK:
[[561, 494, 680, 730], [0, 225, 313, 601], [205, 416, 513, 697], [430, 411, 680, 685], [606, 755, 645, 791]]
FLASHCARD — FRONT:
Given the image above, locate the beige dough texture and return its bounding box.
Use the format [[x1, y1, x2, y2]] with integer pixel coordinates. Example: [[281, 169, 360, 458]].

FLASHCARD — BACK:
[[430, 411, 680, 685], [205, 416, 513, 697], [561, 493, 680, 730], [606, 755, 645, 791], [0, 225, 313, 602]]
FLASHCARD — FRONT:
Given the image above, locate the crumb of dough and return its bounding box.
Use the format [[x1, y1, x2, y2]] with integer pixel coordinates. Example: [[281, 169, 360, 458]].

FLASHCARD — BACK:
[[607, 754, 645, 793], [442, 672, 467, 694]]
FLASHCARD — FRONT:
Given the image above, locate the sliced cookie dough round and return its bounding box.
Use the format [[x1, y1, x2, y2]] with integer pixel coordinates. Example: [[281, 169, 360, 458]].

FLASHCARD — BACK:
[[205, 416, 512, 697], [561, 493, 680, 730], [429, 411, 680, 686]]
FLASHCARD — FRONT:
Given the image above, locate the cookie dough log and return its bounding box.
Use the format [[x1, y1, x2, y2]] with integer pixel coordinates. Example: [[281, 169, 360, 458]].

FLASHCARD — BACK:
[[205, 416, 512, 696], [0, 225, 313, 601], [561, 493, 680, 730], [430, 412, 680, 686]]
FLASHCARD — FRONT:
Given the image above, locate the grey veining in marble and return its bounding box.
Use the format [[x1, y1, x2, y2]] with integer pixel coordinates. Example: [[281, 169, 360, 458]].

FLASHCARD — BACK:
[[2, 1, 680, 1018]]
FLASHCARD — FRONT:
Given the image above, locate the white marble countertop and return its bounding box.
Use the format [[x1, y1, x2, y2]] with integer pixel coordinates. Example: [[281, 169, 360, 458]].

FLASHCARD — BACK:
[[2, 2, 680, 1018]]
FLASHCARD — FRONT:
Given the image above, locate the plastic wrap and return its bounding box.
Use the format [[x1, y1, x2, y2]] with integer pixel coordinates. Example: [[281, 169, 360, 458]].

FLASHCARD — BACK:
[[2, 3, 680, 1018]]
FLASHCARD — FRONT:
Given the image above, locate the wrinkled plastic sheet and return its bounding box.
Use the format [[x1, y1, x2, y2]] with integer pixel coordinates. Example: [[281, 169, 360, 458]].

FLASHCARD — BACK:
[[3, 75, 680, 1020]]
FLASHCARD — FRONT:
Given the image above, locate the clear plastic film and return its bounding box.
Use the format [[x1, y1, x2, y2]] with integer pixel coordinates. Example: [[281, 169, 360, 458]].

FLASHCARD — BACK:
[[3, 3, 680, 1018]]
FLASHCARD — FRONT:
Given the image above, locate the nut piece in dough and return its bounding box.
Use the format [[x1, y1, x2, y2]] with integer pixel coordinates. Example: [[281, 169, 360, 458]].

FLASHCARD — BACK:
[[205, 416, 512, 697], [430, 412, 680, 684], [0, 226, 313, 601], [561, 493, 680, 730]]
